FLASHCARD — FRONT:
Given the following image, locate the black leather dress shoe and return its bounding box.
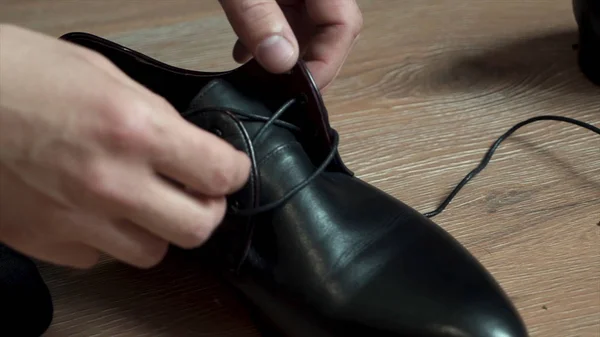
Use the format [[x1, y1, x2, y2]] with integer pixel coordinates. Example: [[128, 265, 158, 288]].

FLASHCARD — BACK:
[[574, 0, 600, 85], [60, 32, 528, 337]]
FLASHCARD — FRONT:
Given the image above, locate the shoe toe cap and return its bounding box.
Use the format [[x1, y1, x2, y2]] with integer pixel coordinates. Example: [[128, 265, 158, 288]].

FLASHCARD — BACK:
[[425, 307, 528, 337], [335, 214, 528, 337]]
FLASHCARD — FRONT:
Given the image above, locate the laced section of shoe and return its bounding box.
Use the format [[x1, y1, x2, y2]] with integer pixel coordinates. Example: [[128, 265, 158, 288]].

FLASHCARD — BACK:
[[187, 96, 340, 217], [187, 98, 600, 220]]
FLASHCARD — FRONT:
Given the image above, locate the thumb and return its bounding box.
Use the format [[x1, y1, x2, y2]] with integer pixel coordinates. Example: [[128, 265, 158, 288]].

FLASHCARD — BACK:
[[219, 0, 299, 73]]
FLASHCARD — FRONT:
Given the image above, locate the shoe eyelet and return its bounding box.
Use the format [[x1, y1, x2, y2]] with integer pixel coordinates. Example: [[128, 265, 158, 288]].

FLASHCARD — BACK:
[[298, 93, 308, 104]]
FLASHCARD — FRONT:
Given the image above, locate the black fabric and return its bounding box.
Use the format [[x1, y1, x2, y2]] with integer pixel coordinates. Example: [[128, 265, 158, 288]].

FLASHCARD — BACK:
[[0, 244, 53, 337]]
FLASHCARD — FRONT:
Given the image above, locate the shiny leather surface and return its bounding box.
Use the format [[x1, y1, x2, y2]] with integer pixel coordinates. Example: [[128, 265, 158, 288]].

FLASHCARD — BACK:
[[60, 32, 528, 337]]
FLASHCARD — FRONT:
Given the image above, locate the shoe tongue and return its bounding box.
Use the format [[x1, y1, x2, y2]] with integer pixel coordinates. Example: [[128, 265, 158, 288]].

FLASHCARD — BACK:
[[185, 77, 319, 218], [185, 78, 299, 159], [186, 78, 274, 120]]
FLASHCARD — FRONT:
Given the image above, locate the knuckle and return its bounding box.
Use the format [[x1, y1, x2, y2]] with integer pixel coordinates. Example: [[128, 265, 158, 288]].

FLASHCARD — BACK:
[[94, 91, 156, 154], [210, 160, 238, 194], [238, 0, 278, 29], [179, 227, 210, 249], [54, 157, 133, 212], [76, 162, 123, 204], [74, 253, 100, 269], [153, 94, 173, 113], [136, 241, 169, 269], [178, 200, 226, 249], [240, 0, 271, 16], [78, 49, 114, 70]]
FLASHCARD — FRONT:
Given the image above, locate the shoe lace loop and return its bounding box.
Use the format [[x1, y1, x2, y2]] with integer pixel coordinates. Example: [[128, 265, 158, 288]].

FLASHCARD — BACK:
[[188, 96, 339, 217]]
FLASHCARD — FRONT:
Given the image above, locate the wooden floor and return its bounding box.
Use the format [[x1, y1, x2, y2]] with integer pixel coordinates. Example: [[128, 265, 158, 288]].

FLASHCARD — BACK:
[[2, 1, 599, 336]]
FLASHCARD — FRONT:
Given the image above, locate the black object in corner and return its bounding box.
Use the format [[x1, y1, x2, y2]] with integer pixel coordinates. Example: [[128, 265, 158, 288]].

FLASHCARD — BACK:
[[0, 244, 53, 337], [574, 0, 600, 85]]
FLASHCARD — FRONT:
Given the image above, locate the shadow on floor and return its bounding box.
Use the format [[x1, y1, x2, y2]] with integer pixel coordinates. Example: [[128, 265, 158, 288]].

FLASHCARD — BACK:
[[40, 250, 260, 337], [420, 29, 599, 98]]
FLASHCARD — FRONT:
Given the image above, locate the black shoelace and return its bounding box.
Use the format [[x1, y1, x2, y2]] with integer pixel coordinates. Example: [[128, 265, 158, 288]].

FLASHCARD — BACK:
[[188, 97, 339, 217], [193, 99, 600, 219], [423, 116, 600, 218]]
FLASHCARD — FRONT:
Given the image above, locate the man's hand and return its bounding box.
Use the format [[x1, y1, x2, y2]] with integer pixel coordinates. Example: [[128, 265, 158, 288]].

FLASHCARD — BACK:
[[219, 0, 363, 89], [0, 25, 251, 269]]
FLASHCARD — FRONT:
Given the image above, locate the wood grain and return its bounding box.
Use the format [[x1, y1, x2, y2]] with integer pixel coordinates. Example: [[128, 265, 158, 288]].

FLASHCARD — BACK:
[[1, 1, 599, 336]]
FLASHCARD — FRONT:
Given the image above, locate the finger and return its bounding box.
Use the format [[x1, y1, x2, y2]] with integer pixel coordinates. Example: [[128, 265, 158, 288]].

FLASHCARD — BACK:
[[278, 1, 315, 57], [0, 168, 100, 270], [232, 3, 312, 64], [123, 175, 227, 249], [13, 242, 100, 269], [1, 166, 166, 269], [71, 217, 169, 269], [304, 0, 363, 89], [220, 0, 299, 73], [151, 114, 251, 196]]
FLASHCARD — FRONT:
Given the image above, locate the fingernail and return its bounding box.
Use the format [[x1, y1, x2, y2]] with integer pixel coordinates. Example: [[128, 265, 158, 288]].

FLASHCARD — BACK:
[[256, 35, 295, 72]]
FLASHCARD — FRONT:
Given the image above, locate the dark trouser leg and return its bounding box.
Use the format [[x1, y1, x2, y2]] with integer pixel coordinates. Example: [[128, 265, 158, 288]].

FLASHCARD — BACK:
[[0, 244, 54, 337]]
